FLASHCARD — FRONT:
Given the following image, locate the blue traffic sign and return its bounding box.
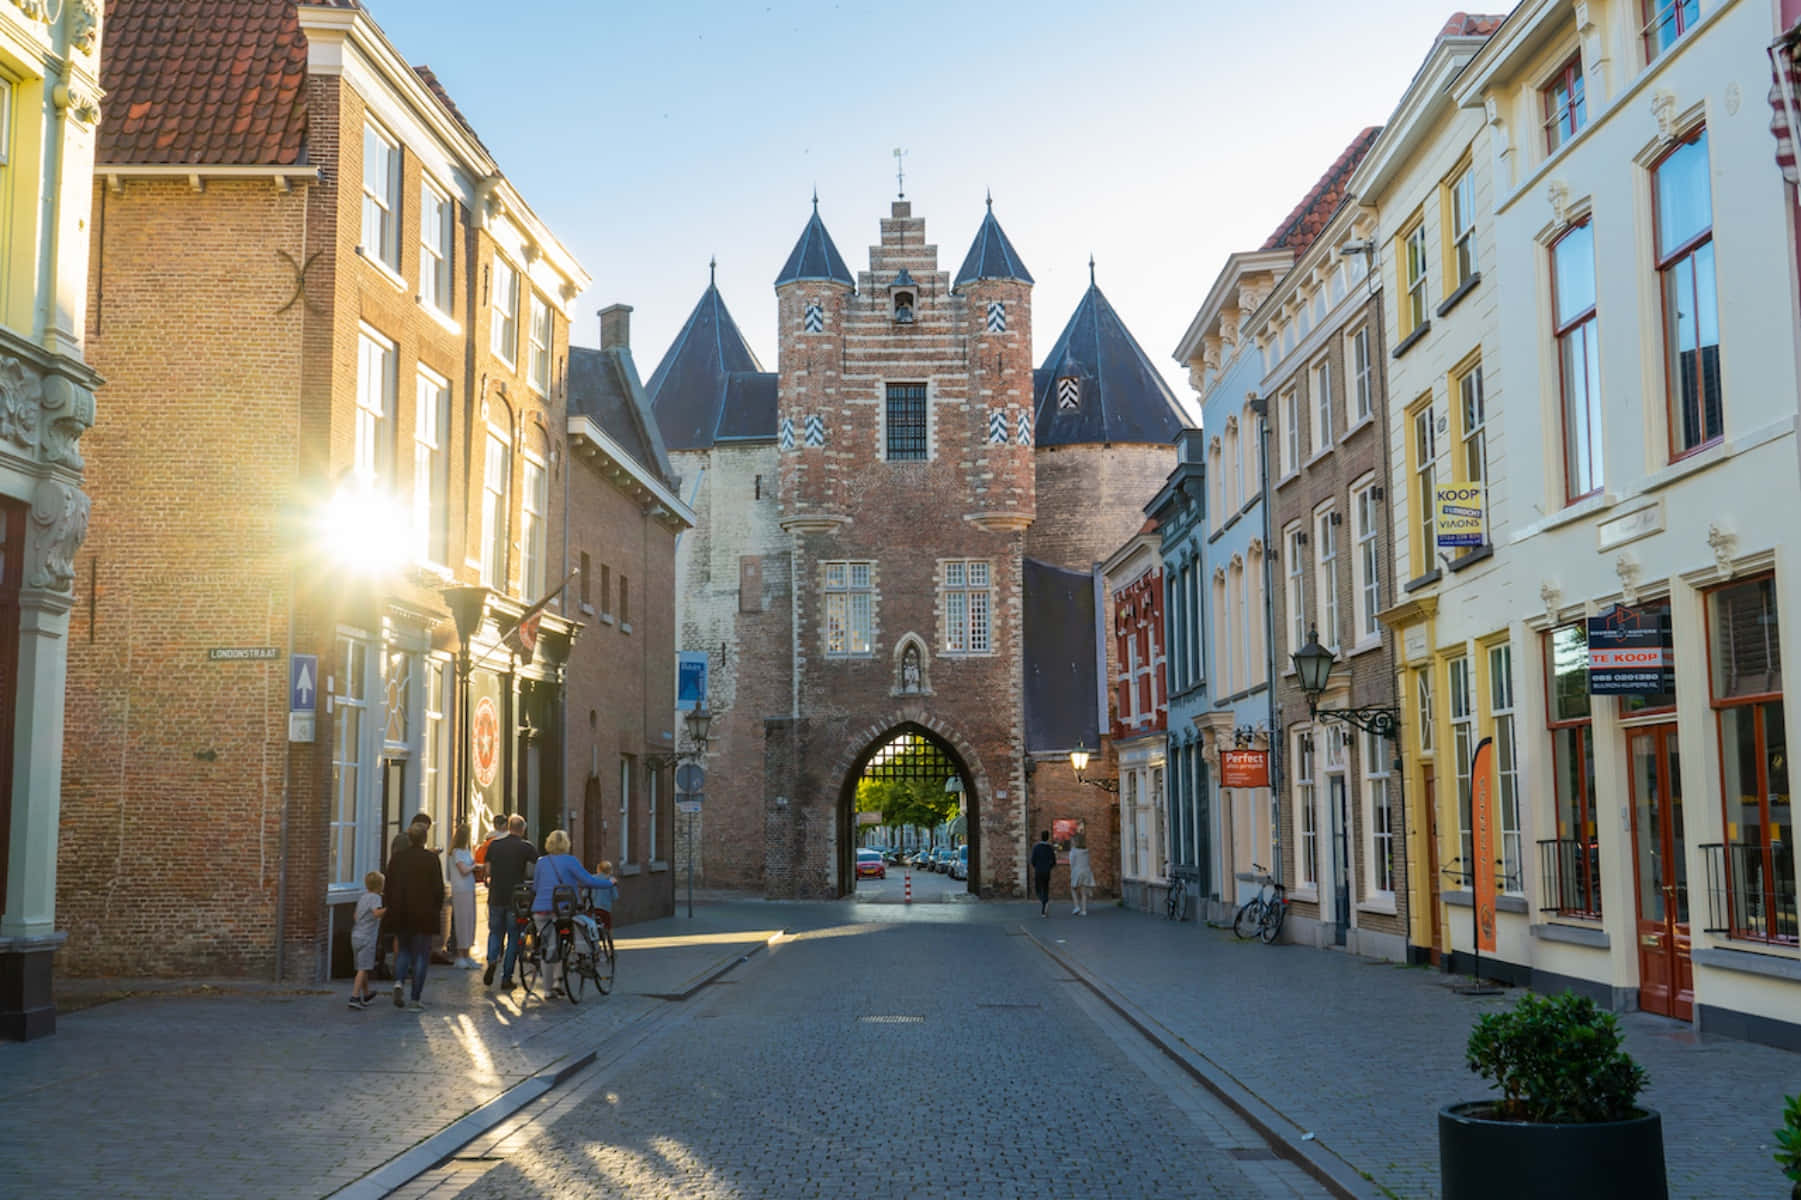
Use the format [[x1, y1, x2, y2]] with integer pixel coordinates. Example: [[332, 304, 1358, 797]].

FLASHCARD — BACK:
[[290, 654, 318, 712]]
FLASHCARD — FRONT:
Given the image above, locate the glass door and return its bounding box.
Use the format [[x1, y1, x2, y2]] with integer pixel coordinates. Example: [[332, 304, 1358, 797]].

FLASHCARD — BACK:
[[1628, 724, 1692, 1020]]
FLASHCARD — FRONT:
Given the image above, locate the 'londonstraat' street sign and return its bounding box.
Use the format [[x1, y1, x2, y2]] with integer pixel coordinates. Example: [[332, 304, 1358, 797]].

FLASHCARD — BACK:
[[207, 647, 279, 661]]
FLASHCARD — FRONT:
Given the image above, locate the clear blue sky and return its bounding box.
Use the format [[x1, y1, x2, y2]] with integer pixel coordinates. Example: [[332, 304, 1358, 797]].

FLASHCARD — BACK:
[[365, 1, 1477, 410]]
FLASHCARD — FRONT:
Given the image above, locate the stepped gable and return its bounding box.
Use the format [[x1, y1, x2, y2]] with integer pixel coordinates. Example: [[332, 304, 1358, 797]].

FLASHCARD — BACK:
[[568, 347, 675, 487], [953, 199, 1034, 288], [1260, 126, 1382, 256], [1023, 559, 1098, 754], [1032, 280, 1190, 448], [646, 279, 775, 451], [98, 0, 358, 165], [773, 198, 854, 288]]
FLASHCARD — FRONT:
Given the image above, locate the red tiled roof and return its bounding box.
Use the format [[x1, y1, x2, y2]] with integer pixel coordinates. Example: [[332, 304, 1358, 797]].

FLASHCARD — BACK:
[[1438, 11, 1508, 38], [97, 1, 353, 165], [1259, 126, 1382, 256]]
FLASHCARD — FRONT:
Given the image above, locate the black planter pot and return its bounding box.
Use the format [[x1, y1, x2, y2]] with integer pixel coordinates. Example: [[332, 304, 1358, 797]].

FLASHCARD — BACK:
[[1439, 1102, 1667, 1200]]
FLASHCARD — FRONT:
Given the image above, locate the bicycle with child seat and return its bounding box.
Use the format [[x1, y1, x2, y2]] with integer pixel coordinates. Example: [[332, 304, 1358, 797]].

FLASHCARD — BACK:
[[1233, 863, 1288, 944], [549, 885, 615, 1004]]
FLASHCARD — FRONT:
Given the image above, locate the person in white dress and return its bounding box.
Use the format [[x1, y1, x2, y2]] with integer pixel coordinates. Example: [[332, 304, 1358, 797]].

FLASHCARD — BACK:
[[448, 823, 479, 968], [1068, 832, 1096, 916]]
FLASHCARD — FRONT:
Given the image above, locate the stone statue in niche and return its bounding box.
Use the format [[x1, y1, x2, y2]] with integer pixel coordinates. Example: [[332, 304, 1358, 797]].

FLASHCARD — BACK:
[[901, 646, 921, 693]]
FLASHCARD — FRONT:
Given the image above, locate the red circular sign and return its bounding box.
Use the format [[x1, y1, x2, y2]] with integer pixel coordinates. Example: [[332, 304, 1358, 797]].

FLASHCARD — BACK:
[[472, 696, 500, 789]]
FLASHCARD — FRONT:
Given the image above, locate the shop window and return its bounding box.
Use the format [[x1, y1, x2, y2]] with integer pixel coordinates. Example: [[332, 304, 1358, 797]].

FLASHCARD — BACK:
[[1543, 624, 1602, 918], [1707, 575, 1794, 943], [1449, 656, 1475, 885]]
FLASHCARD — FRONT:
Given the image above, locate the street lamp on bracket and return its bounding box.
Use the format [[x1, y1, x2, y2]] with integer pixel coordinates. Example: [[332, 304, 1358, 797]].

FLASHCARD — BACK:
[[1068, 741, 1119, 793], [1290, 626, 1400, 742], [645, 702, 715, 772]]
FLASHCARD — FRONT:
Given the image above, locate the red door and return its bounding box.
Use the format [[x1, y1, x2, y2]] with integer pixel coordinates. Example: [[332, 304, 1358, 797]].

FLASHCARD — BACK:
[[1627, 725, 1693, 1020]]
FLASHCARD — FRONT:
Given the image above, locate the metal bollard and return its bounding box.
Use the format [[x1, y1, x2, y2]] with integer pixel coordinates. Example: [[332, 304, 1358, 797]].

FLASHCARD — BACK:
[[904, 872, 912, 904]]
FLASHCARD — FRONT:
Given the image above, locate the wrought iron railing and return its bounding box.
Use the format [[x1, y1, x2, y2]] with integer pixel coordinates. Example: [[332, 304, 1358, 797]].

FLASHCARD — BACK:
[[1699, 842, 1798, 944], [1537, 838, 1603, 919]]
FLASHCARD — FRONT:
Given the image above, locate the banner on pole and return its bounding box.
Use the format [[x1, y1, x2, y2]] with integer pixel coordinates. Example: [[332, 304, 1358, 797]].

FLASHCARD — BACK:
[[1470, 735, 1497, 954]]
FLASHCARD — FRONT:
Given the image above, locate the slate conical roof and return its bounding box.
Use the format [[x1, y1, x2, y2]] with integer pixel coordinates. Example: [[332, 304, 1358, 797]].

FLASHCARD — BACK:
[[1032, 281, 1189, 448], [954, 200, 1034, 288], [646, 280, 777, 451], [773, 200, 854, 288]]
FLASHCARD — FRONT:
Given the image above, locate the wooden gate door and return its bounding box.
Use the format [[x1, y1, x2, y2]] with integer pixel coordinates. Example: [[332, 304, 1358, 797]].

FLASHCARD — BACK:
[[1627, 724, 1693, 1020]]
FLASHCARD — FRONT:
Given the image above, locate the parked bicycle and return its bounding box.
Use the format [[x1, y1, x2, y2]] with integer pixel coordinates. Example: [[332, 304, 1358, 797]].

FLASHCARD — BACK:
[[1163, 865, 1189, 922], [1232, 863, 1288, 944]]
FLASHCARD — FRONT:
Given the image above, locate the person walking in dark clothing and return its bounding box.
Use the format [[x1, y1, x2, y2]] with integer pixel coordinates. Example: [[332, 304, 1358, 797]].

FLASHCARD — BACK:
[[383, 823, 445, 1010], [1030, 830, 1056, 918], [482, 814, 539, 987]]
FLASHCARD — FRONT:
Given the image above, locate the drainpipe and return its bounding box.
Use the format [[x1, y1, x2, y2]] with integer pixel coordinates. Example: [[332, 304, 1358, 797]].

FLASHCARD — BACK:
[[1250, 392, 1281, 868]]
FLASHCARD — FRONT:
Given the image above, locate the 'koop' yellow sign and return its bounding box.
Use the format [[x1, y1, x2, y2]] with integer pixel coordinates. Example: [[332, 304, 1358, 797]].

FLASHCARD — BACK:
[[1434, 483, 1485, 549]]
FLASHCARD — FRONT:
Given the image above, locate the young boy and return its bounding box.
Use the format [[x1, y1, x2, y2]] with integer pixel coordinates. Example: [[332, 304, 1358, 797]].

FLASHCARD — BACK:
[[349, 871, 385, 1009], [589, 860, 620, 936]]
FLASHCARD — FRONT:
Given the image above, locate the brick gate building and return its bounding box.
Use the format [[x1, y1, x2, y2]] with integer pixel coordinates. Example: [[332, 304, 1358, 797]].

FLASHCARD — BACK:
[[651, 197, 1188, 898]]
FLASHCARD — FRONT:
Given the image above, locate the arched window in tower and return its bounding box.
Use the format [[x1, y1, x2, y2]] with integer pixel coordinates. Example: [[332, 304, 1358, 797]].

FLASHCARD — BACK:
[[890, 268, 917, 324]]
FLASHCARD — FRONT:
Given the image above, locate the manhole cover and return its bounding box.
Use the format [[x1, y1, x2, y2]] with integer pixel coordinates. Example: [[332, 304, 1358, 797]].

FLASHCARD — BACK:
[[857, 1015, 924, 1024]]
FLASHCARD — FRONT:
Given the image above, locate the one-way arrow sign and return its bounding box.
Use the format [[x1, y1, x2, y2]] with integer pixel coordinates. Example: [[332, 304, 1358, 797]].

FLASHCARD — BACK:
[[290, 654, 317, 712]]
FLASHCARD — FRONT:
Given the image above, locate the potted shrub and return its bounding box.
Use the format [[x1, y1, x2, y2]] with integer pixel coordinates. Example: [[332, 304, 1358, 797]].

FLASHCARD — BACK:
[[1776, 1093, 1801, 1200], [1439, 990, 1665, 1200]]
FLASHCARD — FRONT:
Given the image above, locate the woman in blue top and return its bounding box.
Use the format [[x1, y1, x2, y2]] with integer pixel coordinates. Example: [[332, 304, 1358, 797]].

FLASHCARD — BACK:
[[531, 829, 617, 957]]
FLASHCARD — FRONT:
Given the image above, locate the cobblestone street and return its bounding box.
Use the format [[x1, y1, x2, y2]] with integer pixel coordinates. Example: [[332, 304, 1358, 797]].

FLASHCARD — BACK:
[[403, 909, 1327, 1200]]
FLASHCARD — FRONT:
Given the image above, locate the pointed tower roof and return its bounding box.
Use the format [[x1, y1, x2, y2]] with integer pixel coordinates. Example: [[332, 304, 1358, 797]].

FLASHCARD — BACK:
[[773, 197, 854, 287], [955, 196, 1034, 287], [647, 274, 777, 451], [1033, 278, 1189, 448]]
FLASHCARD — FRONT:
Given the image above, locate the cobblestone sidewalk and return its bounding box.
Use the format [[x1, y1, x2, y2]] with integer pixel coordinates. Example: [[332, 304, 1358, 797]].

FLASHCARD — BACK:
[[1026, 907, 1799, 1200], [0, 905, 788, 1200]]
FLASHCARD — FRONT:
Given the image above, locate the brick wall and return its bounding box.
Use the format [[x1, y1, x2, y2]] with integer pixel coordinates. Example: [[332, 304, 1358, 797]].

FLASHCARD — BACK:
[[562, 434, 679, 925]]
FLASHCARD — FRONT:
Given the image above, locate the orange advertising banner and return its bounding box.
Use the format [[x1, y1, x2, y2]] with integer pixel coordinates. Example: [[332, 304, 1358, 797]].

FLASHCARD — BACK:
[[1470, 736, 1497, 954], [1220, 749, 1270, 789]]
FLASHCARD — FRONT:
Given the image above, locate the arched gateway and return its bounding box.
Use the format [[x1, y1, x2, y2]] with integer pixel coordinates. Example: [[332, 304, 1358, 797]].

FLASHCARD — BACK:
[[763, 706, 1021, 900], [835, 722, 981, 895]]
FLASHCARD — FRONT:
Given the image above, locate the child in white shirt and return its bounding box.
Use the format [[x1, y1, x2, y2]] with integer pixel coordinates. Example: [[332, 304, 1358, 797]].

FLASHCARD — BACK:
[[349, 871, 385, 1010]]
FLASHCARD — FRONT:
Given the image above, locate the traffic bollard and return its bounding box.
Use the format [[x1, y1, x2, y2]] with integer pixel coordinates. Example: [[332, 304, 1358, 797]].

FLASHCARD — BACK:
[[904, 872, 911, 904]]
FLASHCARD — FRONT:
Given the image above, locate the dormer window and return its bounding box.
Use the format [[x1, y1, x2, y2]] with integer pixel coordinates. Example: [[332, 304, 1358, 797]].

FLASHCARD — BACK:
[[890, 268, 917, 324], [1056, 361, 1082, 411]]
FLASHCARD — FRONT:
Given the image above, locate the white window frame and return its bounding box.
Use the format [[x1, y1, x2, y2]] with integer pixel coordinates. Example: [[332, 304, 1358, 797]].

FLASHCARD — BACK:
[[619, 755, 633, 865], [1281, 389, 1300, 475], [1350, 326, 1373, 421], [1209, 441, 1224, 516], [1403, 220, 1429, 332], [1416, 667, 1436, 755], [419, 177, 453, 314], [355, 327, 396, 488], [491, 256, 520, 366], [648, 768, 659, 863], [1352, 477, 1380, 646], [1314, 504, 1339, 652], [1312, 360, 1333, 453], [1413, 401, 1438, 575], [421, 657, 451, 836], [1284, 523, 1306, 660], [413, 367, 449, 566], [1362, 729, 1396, 898], [1294, 728, 1318, 890], [942, 559, 992, 655], [1229, 560, 1246, 695], [1223, 423, 1239, 512], [824, 561, 874, 657], [521, 452, 548, 601], [528, 293, 552, 394], [1242, 406, 1262, 498], [1489, 642, 1523, 895], [481, 428, 510, 590], [361, 122, 401, 270], [1212, 571, 1229, 695], [329, 630, 376, 892]]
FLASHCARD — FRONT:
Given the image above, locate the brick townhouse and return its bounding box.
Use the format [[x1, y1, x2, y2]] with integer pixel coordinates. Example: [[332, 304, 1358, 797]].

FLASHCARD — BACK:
[[564, 304, 692, 925], [61, 0, 588, 982]]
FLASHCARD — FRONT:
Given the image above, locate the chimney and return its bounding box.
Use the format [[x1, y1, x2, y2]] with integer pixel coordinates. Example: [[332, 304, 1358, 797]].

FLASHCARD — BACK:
[[599, 303, 633, 351]]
